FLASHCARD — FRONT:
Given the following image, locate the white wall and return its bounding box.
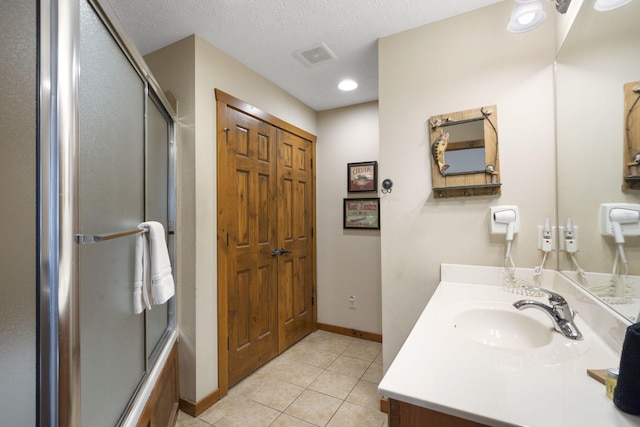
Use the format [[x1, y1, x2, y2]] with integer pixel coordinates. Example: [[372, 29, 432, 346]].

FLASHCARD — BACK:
[[378, 1, 558, 369], [317, 102, 381, 334], [145, 35, 318, 403]]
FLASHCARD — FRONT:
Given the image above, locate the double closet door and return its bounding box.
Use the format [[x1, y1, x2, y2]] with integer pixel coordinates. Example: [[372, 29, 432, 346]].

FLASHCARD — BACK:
[[216, 91, 316, 389]]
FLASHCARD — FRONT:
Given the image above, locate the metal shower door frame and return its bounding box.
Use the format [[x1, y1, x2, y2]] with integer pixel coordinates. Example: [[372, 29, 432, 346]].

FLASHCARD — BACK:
[[38, 1, 177, 426]]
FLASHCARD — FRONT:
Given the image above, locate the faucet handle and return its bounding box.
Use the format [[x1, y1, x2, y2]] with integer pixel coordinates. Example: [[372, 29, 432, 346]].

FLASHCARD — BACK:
[[525, 286, 566, 305]]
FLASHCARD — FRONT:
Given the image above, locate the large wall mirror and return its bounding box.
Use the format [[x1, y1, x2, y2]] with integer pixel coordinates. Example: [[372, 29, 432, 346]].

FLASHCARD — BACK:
[[556, 0, 640, 321]]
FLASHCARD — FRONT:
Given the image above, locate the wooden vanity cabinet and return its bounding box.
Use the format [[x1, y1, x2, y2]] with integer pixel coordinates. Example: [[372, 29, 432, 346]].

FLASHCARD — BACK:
[[388, 398, 491, 427]]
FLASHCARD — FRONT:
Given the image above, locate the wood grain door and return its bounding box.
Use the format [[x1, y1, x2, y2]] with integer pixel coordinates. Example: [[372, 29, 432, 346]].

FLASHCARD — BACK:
[[223, 106, 279, 386], [277, 129, 314, 351], [216, 90, 316, 392]]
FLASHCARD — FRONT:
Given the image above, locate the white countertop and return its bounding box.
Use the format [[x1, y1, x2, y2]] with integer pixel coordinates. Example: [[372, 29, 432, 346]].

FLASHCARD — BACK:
[[378, 264, 640, 427]]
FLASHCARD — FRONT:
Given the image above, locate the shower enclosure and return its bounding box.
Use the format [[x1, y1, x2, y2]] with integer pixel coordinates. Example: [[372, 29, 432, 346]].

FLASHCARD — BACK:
[[1, 0, 178, 425]]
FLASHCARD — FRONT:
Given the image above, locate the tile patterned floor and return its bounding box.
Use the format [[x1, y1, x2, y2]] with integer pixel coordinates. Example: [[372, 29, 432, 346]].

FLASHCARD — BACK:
[[176, 330, 387, 427]]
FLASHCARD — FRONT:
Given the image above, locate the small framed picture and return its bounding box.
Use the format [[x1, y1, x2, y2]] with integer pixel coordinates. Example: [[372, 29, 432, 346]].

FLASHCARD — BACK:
[[347, 161, 378, 193], [343, 198, 380, 230]]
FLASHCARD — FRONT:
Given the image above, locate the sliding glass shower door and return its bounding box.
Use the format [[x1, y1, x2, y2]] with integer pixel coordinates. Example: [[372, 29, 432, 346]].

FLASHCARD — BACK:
[[78, 1, 175, 425], [78, 2, 146, 424], [0, 1, 37, 425]]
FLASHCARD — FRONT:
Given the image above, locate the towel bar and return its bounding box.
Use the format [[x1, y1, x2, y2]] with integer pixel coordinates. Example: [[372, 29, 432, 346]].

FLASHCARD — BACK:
[[75, 228, 146, 245]]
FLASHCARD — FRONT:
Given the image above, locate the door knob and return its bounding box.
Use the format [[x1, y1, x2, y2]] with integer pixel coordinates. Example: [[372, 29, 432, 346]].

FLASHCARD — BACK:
[[271, 248, 291, 256]]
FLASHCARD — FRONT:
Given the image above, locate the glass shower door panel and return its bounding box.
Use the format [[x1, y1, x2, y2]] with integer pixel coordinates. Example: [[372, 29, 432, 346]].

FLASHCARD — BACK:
[[146, 96, 170, 360], [79, 1, 145, 424], [0, 1, 36, 425]]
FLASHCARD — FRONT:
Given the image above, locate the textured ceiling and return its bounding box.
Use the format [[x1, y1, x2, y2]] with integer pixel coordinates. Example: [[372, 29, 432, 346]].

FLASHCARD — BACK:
[[108, 0, 503, 111]]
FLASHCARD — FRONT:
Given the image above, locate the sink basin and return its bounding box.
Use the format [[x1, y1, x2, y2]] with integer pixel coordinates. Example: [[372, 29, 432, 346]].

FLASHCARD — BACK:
[[452, 307, 553, 350]]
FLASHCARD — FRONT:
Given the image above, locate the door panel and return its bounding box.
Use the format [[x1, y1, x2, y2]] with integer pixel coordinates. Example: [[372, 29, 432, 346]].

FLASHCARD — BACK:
[[217, 92, 316, 391], [225, 107, 279, 386], [1, 1, 37, 423], [278, 130, 314, 351], [79, 1, 146, 423], [146, 94, 171, 361]]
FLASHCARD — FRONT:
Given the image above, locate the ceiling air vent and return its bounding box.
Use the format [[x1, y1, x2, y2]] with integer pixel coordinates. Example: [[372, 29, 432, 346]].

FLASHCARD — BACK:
[[294, 43, 337, 67]]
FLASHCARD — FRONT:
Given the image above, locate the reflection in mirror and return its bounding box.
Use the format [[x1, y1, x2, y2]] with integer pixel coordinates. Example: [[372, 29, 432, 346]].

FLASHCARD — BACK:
[[623, 81, 640, 188], [556, 0, 640, 322], [443, 119, 486, 175]]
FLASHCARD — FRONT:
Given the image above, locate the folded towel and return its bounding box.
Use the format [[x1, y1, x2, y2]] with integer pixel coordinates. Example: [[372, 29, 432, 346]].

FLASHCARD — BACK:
[[133, 230, 151, 314], [139, 221, 175, 306], [614, 322, 640, 414]]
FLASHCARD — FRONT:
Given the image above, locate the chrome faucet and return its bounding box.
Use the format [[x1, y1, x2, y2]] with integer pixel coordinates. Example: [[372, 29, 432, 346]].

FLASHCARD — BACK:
[[513, 287, 583, 340]]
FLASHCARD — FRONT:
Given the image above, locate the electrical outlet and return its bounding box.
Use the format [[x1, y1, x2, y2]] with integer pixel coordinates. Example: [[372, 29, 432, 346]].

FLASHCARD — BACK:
[[537, 225, 555, 251], [558, 225, 579, 252], [348, 295, 356, 309]]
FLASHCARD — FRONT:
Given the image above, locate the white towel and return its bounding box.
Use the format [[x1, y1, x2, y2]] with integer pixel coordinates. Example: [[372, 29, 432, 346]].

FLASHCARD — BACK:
[[133, 230, 151, 314], [133, 221, 175, 313]]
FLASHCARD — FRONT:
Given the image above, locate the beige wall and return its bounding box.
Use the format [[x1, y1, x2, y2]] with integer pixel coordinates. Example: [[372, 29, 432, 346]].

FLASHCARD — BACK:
[[145, 35, 317, 402], [378, 1, 558, 369], [317, 102, 381, 334]]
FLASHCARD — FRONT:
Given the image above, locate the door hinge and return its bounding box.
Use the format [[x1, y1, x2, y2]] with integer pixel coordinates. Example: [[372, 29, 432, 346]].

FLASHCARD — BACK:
[[311, 158, 313, 168], [226, 232, 229, 246], [311, 227, 314, 237], [227, 337, 230, 350], [312, 296, 315, 306]]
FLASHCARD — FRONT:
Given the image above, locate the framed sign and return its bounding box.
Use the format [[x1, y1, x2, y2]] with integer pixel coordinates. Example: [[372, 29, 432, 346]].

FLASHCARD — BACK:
[[343, 198, 380, 229], [347, 161, 377, 192]]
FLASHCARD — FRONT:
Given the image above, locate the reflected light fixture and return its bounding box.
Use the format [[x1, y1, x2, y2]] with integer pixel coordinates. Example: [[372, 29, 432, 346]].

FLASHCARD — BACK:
[[507, 0, 547, 33], [594, 0, 632, 10], [338, 79, 358, 91], [555, 0, 572, 13]]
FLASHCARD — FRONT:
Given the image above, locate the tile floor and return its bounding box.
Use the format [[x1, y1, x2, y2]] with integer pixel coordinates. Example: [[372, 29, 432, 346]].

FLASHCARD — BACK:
[[176, 330, 388, 427]]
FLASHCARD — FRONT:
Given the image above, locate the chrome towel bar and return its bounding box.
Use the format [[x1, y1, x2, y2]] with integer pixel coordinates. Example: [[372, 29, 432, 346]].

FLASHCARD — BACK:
[[75, 228, 146, 245]]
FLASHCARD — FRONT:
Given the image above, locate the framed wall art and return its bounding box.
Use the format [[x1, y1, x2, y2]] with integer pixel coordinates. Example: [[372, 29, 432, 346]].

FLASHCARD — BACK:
[[343, 198, 380, 230], [347, 161, 377, 192]]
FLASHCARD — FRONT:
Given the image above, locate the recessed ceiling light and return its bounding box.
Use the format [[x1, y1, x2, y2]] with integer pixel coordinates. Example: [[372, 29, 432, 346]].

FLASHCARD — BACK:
[[338, 79, 358, 91]]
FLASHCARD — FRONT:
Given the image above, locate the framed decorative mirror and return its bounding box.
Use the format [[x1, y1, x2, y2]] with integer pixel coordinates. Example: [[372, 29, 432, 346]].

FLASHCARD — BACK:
[[623, 81, 640, 189], [428, 105, 500, 198]]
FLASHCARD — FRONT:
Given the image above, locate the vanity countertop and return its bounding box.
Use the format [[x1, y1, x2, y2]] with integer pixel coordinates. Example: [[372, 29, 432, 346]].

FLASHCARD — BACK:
[[378, 264, 640, 427]]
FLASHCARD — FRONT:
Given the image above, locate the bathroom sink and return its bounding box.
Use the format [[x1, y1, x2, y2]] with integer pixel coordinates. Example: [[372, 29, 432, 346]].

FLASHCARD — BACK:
[[452, 307, 553, 350]]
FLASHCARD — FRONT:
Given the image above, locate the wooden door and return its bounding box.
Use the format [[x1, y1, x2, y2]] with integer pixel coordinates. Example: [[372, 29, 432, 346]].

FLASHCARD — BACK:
[[277, 129, 314, 351], [223, 106, 279, 386], [216, 90, 316, 392]]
